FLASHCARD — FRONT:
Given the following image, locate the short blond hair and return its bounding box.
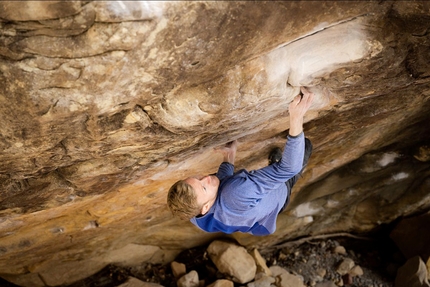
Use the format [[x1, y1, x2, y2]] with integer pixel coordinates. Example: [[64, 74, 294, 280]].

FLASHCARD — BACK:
[[167, 180, 202, 220]]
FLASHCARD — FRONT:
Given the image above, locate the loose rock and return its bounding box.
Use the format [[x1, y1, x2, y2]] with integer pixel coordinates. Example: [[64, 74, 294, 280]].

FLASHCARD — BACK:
[[118, 277, 164, 287], [177, 270, 199, 287], [342, 274, 353, 285], [336, 258, 355, 275], [207, 240, 256, 284], [247, 274, 276, 287], [171, 261, 186, 279], [333, 246, 347, 255], [316, 268, 327, 278], [277, 272, 306, 287], [349, 265, 363, 277], [427, 258, 430, 279], [251, 248, 272, 276], [207, 279, 234, 287], [269, 266, 290, 278], [395, 256, 430, 287]]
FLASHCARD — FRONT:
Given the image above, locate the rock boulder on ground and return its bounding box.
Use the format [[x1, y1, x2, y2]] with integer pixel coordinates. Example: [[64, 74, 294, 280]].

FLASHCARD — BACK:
[[177, 270, 199, 287], [207, 240, 257, 284], [395, 256, 430, 287]]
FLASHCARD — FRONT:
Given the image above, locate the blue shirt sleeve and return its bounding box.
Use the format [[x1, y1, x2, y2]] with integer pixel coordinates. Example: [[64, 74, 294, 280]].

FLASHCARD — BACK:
[[216, 162, 234, 180], [245, 132, 305, 195]]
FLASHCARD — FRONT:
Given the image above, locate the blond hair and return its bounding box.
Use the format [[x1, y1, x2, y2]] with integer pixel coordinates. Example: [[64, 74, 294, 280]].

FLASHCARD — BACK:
[[167, 180, 202, 220]]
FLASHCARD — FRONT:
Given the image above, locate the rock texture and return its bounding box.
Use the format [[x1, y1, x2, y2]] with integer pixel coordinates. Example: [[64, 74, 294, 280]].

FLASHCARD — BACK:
[[207, 240, 257, 284], [1, 1, 430, 286], [390, 210, 430, 261], [395, 256, 430, 287]]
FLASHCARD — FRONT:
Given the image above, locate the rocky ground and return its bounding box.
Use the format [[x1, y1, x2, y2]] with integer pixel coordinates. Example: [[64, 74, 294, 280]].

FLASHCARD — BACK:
[[74, 232, 401, 287], [0, 231, 402, 287]]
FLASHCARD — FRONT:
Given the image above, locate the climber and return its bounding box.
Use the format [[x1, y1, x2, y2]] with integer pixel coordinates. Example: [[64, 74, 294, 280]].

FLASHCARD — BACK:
[[167, 87, 314, 235]]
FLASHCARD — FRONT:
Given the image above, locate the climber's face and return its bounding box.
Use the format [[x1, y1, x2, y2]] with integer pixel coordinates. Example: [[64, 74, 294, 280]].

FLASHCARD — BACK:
[[185, 175, 219, 215]]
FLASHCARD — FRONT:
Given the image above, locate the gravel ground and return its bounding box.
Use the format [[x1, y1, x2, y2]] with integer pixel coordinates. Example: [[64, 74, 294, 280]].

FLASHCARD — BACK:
[[0, 232, 403, 287], [68, 234, 401, 287]]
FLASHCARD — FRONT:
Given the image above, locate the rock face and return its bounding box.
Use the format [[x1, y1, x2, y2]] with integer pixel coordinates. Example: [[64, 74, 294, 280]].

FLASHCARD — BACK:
[[0, 1, 430, 286]]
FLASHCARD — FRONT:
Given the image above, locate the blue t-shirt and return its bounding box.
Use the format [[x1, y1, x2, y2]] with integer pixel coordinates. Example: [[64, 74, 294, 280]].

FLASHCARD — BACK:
[[190, 133, 305, 235]]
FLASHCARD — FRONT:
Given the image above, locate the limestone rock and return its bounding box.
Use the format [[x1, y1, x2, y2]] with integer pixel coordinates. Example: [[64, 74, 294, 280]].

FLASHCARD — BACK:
[[269, 266, 306, 287], [118, 277, 164, 287], [336, 258, 355, 276], [427, 258, 430, 282], [0, 1, 83, 21], [177, 270, 199, 287], [0, 272, 45, 287], [342, 274, 353, 285], [247, 274, 276, 287], [335, 278, 344, 286], [349, 265, 364, 277], [390, 211, 430, 260], [207, 240, 256, 284], [102, 244, 160, 267], [207, 279, 234, 287], [277, 272, 306, 287], [171, 261, 187, 279], [316, 268, 327, 278], [333, 246, 347, 255], [395, 256, 430, 287], [27, 258, 106, 287], [414, 145, 430, 162], [251, 248, 272, 276], [315, 282, 337, 287], [269, 266, 290, 278]]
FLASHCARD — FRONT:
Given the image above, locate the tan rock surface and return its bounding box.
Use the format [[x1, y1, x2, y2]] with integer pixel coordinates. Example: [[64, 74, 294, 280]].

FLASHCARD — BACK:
[[0, 1, 430, 285], [118, 277, 164, 287], [207, 240, 256, 284]]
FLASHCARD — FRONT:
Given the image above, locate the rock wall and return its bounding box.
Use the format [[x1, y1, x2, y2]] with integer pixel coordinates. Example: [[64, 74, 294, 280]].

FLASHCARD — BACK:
[[0, 1, 429, 286]]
